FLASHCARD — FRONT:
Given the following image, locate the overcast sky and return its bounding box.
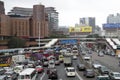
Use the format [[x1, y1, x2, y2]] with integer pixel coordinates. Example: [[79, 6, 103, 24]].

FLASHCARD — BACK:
[[3, 0, 120, 27]]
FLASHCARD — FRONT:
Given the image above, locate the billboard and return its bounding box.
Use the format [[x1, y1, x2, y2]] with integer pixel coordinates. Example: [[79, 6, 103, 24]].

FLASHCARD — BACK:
[[69, 27, 81, 32], [69, 26, 92, 32], [103, 23, 120, 29], [80, 26, 92, 32]]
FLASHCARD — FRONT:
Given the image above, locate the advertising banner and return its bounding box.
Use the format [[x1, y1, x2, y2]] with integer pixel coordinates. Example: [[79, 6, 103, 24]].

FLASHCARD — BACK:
[[69, 26, 92, 32], [80, 26, 92, 32]]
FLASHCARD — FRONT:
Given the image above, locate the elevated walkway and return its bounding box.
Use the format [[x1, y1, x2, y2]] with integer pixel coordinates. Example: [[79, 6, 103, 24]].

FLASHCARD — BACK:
[[106, 38, 117, 50], [112, 38, 120, 45], [43, 39, 58, 48]]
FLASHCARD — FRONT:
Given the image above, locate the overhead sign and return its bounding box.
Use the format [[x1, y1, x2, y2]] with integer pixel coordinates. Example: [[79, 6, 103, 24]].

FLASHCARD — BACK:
[[59, 39, 77, 44]]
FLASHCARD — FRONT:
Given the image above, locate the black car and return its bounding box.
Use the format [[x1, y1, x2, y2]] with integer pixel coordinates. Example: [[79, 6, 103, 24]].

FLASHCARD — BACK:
[[0, 67, 6, 75], [77, 63, 86, 71], [47, 68, 58, 79]]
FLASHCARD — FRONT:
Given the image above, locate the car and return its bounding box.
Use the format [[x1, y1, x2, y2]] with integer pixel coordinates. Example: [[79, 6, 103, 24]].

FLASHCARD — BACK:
[[65, 67, 76, 77], [98, 51, 104, 57], [77, 63, 86, 71], [0, 75, 8, 80], [55, 60, 60, 65], [109, 72, 120, 80], [98, 66, 110, 75], [83, 55, 91, 62], [47, 68, 58, 79], [4, 67, 13, 72], [48, 60, 55, 68], [0, 67, 6, 75], [72, 55, 77, 60], [96, 75, 110, 80], [4, 71, 18, 80], [43, 61, 48, 67], [83, 69, 95, 78], [92, 61, 102, 69], [59, 55, 64, 62], [35, 65, 44, 73]]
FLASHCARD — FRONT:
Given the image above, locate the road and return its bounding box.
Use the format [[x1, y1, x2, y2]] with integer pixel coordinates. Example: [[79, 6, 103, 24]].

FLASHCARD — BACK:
[[36, 57, 96, 80], [91, 52, 120, 72]]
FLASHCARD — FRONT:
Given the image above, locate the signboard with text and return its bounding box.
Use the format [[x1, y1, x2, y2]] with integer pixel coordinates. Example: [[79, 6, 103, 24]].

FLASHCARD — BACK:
[[69, 26, 92, 32]]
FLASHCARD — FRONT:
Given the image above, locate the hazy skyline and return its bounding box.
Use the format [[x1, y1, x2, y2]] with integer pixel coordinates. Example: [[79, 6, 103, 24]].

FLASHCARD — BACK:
[[3, 0, 120, 27]]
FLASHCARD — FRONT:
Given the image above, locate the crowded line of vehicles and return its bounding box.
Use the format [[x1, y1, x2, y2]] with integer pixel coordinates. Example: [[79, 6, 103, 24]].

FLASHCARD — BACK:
[[0, 41, 120, 80]]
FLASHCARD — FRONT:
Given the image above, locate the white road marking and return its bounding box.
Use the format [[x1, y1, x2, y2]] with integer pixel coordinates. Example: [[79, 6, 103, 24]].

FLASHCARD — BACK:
[[75, 71, 84, 80], [40, 72, 45, 80]]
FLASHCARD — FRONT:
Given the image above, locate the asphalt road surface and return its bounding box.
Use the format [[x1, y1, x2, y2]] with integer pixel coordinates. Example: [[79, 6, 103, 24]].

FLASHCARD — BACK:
[[36, 57, 96, 80]]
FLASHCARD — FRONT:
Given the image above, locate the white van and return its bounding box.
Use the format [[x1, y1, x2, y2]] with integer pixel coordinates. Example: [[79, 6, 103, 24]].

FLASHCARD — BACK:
[[65, 67, 76, 77]]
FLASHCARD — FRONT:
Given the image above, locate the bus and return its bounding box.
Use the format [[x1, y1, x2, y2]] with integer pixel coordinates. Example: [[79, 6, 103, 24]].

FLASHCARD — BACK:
[[0, 55, 12, 67], [18, 68, 38, 80]]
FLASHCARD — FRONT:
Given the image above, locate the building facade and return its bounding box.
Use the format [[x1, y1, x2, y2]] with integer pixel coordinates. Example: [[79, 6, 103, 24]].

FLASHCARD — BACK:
[[8, 7, 33, 17], [10, 17, 30, 38], [0, 1, 5, 14], [103, 13, 120, 38], [45, 7, 59, 34], [107, 13, 120, 24], [0, 1, 50, 48], [8, 6, 58, 37]]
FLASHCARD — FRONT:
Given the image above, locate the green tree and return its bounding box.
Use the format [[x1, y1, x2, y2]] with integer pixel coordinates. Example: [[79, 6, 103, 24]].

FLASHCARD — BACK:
[[86, 34, 102, 38], [8, 37, 26, 48]]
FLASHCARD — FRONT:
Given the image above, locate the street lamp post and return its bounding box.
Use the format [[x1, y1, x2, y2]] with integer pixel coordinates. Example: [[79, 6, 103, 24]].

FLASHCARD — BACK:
[[38, 23, 40, 47]]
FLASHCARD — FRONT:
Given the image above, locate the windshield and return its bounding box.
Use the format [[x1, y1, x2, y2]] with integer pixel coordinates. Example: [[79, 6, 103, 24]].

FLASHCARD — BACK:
[[97, 77, 110, 80], [114, 73, 120, 77], [67, 69, 75, 72]]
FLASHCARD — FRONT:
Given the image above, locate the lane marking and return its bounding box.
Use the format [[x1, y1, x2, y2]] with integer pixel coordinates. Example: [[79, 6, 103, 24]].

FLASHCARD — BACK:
[[75, 71, 84, 80], [40, 72, 45, 80]]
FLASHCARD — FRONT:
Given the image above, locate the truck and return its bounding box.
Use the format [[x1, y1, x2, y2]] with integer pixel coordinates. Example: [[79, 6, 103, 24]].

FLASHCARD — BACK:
[[63, 55, 72, 66], [12, 55, 25, 63]]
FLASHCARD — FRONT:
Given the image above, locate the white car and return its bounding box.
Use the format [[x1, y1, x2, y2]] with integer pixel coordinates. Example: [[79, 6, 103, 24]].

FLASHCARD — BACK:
[[48, 60, 55, 68], [109, 72, 120, 80], [72, 55, 77, 60], [96, 75, 110, 80], [92, 61, 102, 69], [65, 67, 76, 77]]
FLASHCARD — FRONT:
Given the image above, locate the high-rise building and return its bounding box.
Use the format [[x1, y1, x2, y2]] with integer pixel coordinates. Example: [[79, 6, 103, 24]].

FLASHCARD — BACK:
[[107, 13, 120, 23], [8, 7, 32, 16], [79, 17, 96, 33], [45, 7, 58, 34], [0, 1, 5, 14]]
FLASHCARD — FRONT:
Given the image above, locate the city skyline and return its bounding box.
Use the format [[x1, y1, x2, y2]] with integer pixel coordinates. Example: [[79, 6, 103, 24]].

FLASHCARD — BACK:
[[3, 0, 120, 27]]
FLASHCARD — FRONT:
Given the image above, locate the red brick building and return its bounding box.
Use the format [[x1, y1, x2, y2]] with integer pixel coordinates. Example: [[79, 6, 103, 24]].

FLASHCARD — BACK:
[[0, 1, 49, 49]]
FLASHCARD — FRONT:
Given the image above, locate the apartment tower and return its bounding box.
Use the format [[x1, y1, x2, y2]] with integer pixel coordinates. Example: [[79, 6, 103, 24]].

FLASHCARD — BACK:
[[0, 1, 5, 14]]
